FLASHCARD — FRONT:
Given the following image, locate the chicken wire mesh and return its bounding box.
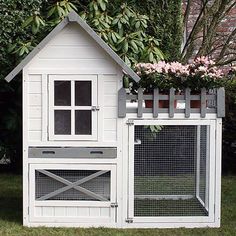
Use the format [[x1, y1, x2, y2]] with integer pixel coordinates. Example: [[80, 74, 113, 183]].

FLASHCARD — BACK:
[[35, 170, 111, 201], [133, 125, 209, 217]]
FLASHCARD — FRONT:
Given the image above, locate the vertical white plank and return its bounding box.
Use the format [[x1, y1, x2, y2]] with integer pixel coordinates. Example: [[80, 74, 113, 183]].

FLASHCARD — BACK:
[[77, 207, 89, 216], [128, 123, 134, 219], [54, 207, 66, 216], [196, 125, 201, 198], [66, 207, 77, 217], [116, 71, 123, 227], [22, 69, 29, 226], [89, 208, 100, 217], [42, 74, 48, 141], [35, 207, 42, 217], [205, 125, 210, 210], [208, 120, 216, 222], [100, 208, 110, 217], [42, 207, 54, 216], [214, 119, 222, 226], [92, 75, 98, 140]]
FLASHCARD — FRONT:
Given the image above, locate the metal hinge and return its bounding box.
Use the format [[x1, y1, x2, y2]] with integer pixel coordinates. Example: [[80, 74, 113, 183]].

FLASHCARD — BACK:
[[125, 218, 133, 223], [91, 106, 100, 111], [110, 202, 118, 208], [126, 120, 134, 126]]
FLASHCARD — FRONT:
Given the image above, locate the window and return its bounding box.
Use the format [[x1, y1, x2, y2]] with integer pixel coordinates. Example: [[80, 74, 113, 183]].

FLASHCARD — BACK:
[[49, 75, 98, 140]]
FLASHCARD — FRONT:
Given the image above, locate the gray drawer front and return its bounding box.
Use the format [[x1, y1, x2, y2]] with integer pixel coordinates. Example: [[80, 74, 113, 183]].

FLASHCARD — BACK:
[[29, 147, 117, 158]]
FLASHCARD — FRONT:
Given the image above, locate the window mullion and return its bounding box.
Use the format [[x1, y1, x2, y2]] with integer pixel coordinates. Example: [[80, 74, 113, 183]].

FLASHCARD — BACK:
[[71, 80, 75, 136]]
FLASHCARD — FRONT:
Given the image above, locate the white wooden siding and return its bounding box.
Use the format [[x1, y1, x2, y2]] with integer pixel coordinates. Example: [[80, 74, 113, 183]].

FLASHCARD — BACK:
[[28, 75, 42, 142], [34, 206, 111, 218], [103, 76, 118, 142], [27, 23, 118, 74]]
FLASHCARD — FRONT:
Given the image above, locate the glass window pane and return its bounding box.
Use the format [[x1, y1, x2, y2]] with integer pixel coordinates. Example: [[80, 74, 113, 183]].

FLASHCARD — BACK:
[[75, 81, 91, 106], [54, 81, 71, 106], [75, 110, 91, 135], [55, 110, 71, 135]]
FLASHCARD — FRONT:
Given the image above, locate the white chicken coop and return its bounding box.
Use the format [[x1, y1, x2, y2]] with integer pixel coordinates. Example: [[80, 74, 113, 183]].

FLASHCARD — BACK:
[[4, 11, 224, 228]]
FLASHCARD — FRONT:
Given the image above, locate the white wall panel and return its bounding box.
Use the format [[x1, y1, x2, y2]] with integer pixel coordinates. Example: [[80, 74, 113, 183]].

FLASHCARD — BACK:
[[34, 206, 111, 218], [28, 74, 43, 143], [27, 23, 118, 75], [103, 76, 118, 142]]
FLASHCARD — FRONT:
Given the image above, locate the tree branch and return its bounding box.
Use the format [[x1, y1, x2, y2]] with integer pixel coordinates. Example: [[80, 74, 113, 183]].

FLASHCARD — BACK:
[[217, 28, 236, 61]]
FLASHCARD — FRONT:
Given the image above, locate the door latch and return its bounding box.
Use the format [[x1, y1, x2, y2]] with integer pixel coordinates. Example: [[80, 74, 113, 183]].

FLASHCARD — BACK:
[[125, 218, 133, 223], [91, 106, 100, 111], [110, 202, 118, 208]]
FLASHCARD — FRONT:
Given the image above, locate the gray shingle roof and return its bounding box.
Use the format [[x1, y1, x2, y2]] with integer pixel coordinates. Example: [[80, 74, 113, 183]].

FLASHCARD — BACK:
[[5, 11, 140, 83]]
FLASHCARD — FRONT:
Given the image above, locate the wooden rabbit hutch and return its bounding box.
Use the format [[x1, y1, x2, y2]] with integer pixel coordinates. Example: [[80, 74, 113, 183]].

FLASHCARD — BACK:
[[5, 11, 224, 228]]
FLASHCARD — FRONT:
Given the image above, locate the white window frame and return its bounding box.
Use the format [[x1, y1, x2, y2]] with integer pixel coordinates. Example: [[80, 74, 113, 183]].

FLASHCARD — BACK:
[[127, 119, 216, 224], [48, 75, 98, 141], [29, 163, 116, 224]]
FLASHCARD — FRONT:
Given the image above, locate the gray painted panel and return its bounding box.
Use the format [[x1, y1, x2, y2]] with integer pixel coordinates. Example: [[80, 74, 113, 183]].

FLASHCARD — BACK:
[[153, 88, 159, 118], [201, 88, 207, 118], [169, 88, 175, 118], [137, 88, 143, 118], [185, 88, 190, 118], [217, 87, 225, 117], [29, 147, 117, 158], [118, 88, 126, 118]]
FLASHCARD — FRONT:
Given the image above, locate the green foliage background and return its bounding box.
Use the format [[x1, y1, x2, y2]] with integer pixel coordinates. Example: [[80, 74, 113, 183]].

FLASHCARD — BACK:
[[127, 0, 183, 61], [0, 0, 235, 174]]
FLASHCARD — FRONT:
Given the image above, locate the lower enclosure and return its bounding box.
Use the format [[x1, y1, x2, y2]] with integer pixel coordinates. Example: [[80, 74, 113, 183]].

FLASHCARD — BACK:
[[26, 119, 220, 228]]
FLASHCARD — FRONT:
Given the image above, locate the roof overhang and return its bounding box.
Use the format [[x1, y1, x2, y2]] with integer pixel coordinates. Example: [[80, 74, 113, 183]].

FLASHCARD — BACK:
[[4, 11, 140, 83]]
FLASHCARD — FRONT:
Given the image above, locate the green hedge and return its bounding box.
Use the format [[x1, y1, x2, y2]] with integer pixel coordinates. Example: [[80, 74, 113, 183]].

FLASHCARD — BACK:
[[126, 0, 183, 61]]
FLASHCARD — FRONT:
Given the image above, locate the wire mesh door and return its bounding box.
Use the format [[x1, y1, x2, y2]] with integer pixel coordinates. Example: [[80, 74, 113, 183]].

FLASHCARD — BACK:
[[128, 120, 215, 222]]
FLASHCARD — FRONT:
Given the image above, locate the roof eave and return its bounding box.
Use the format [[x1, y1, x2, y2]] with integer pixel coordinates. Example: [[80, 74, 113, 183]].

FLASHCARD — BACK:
[[4, 11, 140, 83]]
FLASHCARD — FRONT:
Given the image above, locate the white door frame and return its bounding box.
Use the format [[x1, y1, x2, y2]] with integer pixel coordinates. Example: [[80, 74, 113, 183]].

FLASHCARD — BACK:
[[127, 119, 216, 225]]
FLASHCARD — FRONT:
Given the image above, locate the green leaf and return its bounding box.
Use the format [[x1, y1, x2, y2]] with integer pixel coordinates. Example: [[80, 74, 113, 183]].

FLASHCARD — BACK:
[[99, 0, 106, 11], [32, 24, 39, 34], [149, 52, 154, 62], [123, 41, 128, 53], [135, 21, 141, 29], [19, 47, 26, 56], [124, 55, 131, 66], [130, 41, 138, 52], [35, 16, 40, 27], [22, 16, 33, 28], [117, 37, 125, 44], [112, 18, 119, 25], [111, 33, 117, 43], [69, 2, 77, 11], [47, 6, 56, 18]]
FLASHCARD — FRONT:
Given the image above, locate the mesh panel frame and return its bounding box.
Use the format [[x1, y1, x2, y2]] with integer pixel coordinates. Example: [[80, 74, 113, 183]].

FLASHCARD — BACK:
[[35, 170, 111, 201], [133, 125, 209, 217]]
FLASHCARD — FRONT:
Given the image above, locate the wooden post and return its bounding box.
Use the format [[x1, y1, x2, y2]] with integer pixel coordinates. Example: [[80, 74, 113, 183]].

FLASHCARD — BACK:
[[137, 88, 143, 118], [153, 88, 159, 118], [201, 88, 206, 118], [217, 87, 225, 117], [185, 88, 191, 118], [118, 88, 126, 118], [169, 88, 175, 118]]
